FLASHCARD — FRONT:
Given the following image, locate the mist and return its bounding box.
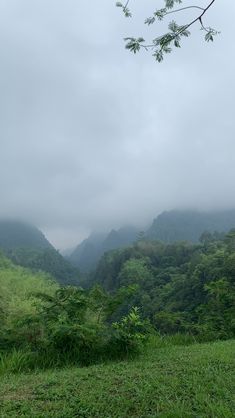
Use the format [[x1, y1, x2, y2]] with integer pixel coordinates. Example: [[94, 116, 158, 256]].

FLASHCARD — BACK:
[[0, 0, 234, 249]]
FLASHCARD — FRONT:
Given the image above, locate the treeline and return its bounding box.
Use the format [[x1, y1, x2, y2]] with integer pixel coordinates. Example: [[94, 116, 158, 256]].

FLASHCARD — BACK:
[[89, 231, 235, 340]]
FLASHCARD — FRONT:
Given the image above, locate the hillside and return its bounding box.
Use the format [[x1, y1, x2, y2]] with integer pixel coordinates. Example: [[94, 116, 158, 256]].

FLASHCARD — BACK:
[[91, 233, 235, 339], [0, 251, 58, 346], [0, 220, 80, 284], [1, 339, 234, 417], [5, 247, 80, 285], [69, 226, 138, 272], [147, 209, 235, 242], [0, 220, 52, 250], [69, 210, 235, 273]]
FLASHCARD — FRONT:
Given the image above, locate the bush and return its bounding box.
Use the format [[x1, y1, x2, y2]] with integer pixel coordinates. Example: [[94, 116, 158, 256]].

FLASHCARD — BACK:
[[109, 307, 150, 357], [0, 281, 150, 372]]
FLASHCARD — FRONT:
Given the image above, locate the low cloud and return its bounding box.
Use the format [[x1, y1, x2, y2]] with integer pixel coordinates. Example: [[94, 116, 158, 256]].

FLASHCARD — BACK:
[[0, 0, 234, 248]]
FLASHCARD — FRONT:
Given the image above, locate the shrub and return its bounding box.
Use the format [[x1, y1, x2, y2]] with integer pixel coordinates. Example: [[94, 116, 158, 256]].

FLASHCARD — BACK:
[[109, 307, 150, 357]]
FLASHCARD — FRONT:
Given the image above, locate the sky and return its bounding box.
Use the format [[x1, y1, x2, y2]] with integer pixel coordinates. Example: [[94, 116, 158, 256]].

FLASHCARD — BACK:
[[0, 0, 235, 249]]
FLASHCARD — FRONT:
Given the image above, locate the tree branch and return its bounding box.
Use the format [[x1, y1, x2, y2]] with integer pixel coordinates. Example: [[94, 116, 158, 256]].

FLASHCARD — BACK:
[[118, 0, 218, 62]]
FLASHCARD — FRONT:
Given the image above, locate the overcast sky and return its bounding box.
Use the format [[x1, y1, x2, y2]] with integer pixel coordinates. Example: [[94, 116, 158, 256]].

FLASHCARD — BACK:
[[0, 0, 234, 249]]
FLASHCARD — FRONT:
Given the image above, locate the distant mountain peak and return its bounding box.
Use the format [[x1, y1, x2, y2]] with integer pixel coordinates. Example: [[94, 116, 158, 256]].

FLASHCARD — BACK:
[[69, 225, 139, 272], [0, 219, 52, 250]]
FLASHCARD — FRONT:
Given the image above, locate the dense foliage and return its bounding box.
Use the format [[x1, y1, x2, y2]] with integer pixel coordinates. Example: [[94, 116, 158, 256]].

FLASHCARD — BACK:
[[91, 231, 235, 340], [0, 253, 149, 371]]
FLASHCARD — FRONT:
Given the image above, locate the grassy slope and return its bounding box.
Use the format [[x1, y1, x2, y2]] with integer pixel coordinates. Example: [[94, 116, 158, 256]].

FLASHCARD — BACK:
[[0, 339, 234, 418], [0, 262, 58, 328]]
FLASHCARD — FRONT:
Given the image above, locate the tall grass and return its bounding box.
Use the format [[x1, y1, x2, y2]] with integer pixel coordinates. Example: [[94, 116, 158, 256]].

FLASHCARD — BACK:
[[0, 262, 58, 326], [0, 333, 200, 376]]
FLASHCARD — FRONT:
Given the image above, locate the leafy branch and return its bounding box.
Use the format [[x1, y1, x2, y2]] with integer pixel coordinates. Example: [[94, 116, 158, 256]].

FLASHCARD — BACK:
[[116, 0, 219, 62]]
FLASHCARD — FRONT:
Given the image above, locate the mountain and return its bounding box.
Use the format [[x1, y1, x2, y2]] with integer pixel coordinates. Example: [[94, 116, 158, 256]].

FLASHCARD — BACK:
[[0, 220, 80, 285], [69, 226, 139, 272], [70, 210, 235, 273], [69, 232, 106, 273], [0, 220, 52, 250], [146, 209, 235, 243]]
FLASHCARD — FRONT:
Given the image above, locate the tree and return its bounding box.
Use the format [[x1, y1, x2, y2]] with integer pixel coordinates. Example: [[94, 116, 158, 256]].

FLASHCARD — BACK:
[[116, 0, 218, 62]]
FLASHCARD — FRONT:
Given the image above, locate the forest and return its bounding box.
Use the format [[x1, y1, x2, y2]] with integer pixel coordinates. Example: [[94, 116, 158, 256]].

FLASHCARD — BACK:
[[1, 228, 235, 371]]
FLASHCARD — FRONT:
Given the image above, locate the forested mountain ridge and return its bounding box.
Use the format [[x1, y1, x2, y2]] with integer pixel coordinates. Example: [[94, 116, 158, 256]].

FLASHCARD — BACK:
[[69, 226, 138, 272], [146, 209, 235, 242], [0, 220, 80, 285], [69, 210, 235, 272], [0, 220, 52, 249]]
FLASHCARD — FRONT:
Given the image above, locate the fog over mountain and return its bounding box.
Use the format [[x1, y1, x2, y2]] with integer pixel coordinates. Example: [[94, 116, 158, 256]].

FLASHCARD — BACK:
[[0, 0, 235, 249]]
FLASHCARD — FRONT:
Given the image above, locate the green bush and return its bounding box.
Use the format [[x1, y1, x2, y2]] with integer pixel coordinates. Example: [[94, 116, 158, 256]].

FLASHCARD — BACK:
[[110, 307, 150, 357], [0, 272, 150, 372]]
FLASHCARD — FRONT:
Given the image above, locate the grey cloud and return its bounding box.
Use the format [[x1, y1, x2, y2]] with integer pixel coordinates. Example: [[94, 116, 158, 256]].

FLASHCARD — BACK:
[[0, 0, 234, 248]]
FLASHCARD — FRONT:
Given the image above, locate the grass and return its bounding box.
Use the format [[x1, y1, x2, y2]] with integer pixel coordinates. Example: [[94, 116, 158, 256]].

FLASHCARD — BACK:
[[0, 339, 234, 417], [0, 263, 58, 328]]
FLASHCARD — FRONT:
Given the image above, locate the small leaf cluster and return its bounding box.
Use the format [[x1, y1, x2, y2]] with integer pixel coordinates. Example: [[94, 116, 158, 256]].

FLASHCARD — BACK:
[[145, 0, 183, 25], [204, 27, 220, 42], [124, 37, 145, 54], [153, 21, 190, 62], [116, 1, 131, 18]]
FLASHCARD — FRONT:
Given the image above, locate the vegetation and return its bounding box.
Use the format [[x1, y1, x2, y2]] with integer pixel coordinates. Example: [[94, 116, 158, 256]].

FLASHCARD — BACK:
[[117, 0, 218, 62], [91, 231, 235, 341], [146, 210, 235, 243], [0, 220, 234, 417], [5, 247, 80, 285], [70, 210, 235, 273], [0, 339, 234, 417], [69, 226, 138, 273], [0, 220, 80, 285], [0, 252, 149, 372], [1, 225, 235, 374]]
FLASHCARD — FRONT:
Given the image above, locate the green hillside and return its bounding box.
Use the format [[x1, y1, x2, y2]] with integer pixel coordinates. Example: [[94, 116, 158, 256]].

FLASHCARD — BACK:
[[5, 247, 80, 285], [0, 252, 58, 349], [0, 339, 234, 417], [0, 220, 80, 284]]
